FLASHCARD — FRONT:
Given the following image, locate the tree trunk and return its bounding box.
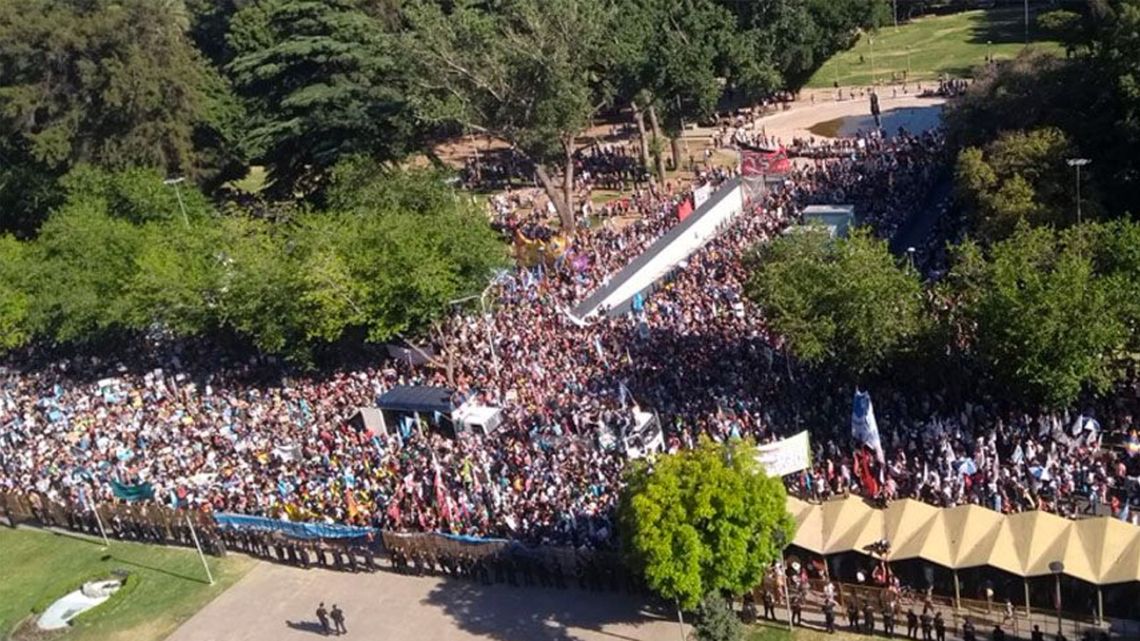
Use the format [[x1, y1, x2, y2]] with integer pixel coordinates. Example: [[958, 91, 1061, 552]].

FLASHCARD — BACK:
[[647, 104, 667, 184], [671, 135, 684, 174], [631, 100, 653, 183], [534, 162, 574, 231]]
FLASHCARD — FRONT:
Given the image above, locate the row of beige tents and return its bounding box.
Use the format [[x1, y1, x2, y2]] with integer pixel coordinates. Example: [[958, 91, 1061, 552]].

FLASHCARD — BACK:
[[787, 496, 1140, 586]]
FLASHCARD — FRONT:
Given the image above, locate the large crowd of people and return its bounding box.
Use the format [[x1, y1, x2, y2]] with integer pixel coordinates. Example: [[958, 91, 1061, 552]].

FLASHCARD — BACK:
[[3, 113, 1139, 560]]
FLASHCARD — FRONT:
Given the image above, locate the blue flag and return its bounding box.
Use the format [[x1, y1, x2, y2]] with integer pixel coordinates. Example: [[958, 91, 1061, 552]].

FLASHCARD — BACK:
[[111, 480, 155, 502]]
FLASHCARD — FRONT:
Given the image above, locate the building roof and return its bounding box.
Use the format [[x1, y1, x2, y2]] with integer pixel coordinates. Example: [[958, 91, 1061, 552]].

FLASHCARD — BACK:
[[375, 385, 455, 415]]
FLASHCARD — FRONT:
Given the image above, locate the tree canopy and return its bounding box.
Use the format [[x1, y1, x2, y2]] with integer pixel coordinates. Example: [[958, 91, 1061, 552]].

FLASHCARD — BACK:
[[2, 164, 506, 361], [955, 127, 1093, 240], [0, 0, 897, 356], [619, 438, 793, 610], [745, 227, 924, 378], [0, 0, 241, 181], [227, 0, 414, 196], [946, 225, 1128, 408], [402, 0, 616, 230]]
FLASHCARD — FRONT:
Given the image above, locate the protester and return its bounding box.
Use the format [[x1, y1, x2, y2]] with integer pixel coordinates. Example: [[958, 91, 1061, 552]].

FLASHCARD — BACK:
[[2, 120, 1137, 556]]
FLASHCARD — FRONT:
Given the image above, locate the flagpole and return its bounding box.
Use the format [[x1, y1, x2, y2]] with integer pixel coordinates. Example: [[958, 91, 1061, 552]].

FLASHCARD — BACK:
[[185, 513, 215, 585], [91, 504, 111, 548]]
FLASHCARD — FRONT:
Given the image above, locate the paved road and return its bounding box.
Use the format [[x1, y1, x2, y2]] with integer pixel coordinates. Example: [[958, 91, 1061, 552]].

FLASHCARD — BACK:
[[165, 562, 681, 641]]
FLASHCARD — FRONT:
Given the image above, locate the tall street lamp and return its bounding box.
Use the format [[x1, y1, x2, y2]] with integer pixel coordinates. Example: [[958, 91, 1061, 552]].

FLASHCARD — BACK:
[[1066, 158, 1091, 225], [1048, 560, 1064, 637], [163, 176, 190, 228]]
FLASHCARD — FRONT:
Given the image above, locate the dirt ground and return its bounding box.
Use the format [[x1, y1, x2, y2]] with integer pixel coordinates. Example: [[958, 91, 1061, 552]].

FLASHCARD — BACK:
[[163, 562, 682, 641]]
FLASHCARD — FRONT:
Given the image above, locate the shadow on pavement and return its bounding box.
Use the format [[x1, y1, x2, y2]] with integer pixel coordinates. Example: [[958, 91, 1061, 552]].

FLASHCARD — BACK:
[[421, 579, 671, 641], [285, 619, 330, 635]]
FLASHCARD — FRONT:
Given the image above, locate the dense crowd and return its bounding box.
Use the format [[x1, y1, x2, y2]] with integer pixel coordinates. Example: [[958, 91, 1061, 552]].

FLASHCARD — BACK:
[[3, 118, 1139, 556]]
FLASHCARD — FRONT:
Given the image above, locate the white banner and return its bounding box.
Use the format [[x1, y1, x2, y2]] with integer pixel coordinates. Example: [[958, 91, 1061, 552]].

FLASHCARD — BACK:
[[755, 431, 811, 477], [693, 183, 712, 209]]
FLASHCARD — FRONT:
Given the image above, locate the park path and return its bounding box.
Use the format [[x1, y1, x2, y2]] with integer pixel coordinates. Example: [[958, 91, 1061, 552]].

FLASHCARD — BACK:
[[164, 562, 681, 641]]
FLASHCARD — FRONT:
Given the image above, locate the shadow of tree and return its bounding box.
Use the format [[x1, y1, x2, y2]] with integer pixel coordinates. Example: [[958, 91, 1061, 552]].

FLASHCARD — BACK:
[[968, 7, 1040, 46], [420, 579, 673, 641]]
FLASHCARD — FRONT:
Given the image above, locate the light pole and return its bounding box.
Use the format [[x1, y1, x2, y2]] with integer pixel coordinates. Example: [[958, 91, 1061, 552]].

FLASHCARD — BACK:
[[480, 281, 499, 369], [1049, 560, 1064, 637], [1066, 158, 1091, 225], [870, 36, 877, 86], [163, 177, 190, 228]]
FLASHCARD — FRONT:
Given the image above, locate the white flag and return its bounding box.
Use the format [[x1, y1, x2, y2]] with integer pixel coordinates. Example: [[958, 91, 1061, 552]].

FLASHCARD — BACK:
[[851, 389, 884, 462]]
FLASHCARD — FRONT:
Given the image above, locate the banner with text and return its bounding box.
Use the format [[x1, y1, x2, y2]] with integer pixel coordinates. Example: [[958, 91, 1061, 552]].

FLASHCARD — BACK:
[[754, 431, 812, 477]]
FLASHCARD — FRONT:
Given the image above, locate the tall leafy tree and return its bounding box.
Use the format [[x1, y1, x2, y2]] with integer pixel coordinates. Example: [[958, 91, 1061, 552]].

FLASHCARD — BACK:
[[294, 163, 508, 344], [633, 0, 739, 173], [0, 0, 240, 181], [955, 127, 1093, 240], [227, 0, 414, 195], [0, 235, 31, 350], [949, 225, 1127, 408], [619, 438, 793, 610], [745, 227, 924, 377], [25, 205, 144, 343], [402, 0, 616, 231]]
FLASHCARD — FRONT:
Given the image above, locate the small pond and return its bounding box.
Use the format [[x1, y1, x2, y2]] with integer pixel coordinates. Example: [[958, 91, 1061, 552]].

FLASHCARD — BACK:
[[808, 104, 944, 139]]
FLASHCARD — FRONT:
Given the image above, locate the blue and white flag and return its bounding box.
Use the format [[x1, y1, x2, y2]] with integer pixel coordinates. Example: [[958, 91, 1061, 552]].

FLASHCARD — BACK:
[[957, 457, 978, 477], [851, 390, 884, 462]]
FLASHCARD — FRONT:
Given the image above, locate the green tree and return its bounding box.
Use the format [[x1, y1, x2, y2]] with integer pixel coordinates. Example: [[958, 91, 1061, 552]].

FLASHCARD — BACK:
[[616, 0, 738, 174], [402, 0, 616, 230], [294, 165, 508, 344], [227, 0, 413, 196], [123, 219, 230, 337], [25, 205, 144, 343], [745, 227, 923, 377], [0, 0, 241, 181], [57, 165, 214, 226], [217, 216, 308, 356], [619, 438, 793, 610], [694, 593, 744, 641], [0, 235, 32, 350], [955, 127, 1091, 240], [950, 225, 1127, 407]]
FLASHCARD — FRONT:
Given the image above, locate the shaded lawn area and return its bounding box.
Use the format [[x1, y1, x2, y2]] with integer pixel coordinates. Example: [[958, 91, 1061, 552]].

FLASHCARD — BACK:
[[0, 527, 255, 641], [748, 621, 865, 641], [806, 9, 1061, 88]]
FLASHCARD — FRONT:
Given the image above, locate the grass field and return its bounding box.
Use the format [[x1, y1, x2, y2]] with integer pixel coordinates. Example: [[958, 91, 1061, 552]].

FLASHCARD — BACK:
[[805, 9, 1062, 88], [0, 528, 254, 641]]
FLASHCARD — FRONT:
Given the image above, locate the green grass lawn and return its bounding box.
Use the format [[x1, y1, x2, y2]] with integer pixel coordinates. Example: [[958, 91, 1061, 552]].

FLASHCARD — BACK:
[[806, 9, 1062, 88], [0, 527, 255, 641]]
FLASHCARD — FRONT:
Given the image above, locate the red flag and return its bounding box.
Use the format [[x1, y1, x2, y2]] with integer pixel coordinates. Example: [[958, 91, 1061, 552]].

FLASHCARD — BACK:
[[677, 197, 694, 221], [741, 147, 791, 176], [855, 449, 880, 496]]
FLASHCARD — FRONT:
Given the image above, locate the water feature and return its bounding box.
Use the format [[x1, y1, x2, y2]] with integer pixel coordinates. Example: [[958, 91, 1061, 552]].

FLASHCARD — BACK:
[[808, 104, 944, 139], [37, 579, 122, 630]]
